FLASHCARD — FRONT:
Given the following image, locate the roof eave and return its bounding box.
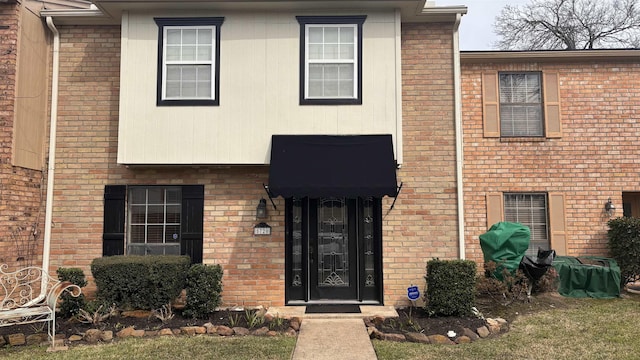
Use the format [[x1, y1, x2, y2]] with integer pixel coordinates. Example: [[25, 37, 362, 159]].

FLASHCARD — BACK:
[[461, 49, 640, 63]]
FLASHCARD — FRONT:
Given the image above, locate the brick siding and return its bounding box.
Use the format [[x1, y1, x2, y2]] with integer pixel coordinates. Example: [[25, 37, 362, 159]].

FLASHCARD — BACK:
[[0, 3, 45, 270], [462, 59, 640, 262]]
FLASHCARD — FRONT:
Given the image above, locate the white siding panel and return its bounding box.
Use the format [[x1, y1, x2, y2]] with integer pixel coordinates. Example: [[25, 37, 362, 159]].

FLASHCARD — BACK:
[[118, 11, 399, 165]]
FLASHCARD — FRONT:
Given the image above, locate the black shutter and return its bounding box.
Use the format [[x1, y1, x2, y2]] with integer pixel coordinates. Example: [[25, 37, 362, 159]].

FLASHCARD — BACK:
[[181, 185, 204, 264], [103, 185, 126, 256]]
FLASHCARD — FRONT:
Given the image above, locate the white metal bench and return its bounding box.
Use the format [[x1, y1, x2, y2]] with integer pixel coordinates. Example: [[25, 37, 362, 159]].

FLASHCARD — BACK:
[[0, 265, 81, 348]]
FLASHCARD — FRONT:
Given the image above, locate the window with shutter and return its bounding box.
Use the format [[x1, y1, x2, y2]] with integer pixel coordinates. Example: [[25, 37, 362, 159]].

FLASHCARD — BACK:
[[503, 193, 549, 256], [102, 185, 204, 263], [482, 71, 562, 138]]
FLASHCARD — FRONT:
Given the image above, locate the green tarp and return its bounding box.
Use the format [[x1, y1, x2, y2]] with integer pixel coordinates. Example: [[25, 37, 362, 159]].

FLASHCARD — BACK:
[[479, 222, 530, 280], [552, 256, 621, 298]]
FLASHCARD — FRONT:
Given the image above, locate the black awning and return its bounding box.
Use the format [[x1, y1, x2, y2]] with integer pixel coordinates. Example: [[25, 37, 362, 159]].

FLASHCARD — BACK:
[[268, 135, 398, 198]]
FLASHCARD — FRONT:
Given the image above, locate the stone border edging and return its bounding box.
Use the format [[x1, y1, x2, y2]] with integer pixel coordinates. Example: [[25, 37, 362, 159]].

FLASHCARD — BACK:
[[364, 316, 508, 344]]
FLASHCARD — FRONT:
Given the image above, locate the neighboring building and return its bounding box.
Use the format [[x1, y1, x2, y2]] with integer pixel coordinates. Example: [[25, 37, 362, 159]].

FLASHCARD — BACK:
[[32, 0, 467, 307], [461, 49, 640, 263], [0, 0, 54, 268]]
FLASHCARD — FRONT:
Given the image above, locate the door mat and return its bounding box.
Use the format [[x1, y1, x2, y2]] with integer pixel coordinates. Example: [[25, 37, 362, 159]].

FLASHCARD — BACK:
[[305, 305, 361, 314]]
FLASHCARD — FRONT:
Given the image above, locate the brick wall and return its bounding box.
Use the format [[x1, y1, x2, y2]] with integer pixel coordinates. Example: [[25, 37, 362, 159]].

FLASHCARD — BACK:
[[462, 59, 640, 262], [385, 22, 459, 305], [0, 2, 45, 270], [51, 26, 287, 307]]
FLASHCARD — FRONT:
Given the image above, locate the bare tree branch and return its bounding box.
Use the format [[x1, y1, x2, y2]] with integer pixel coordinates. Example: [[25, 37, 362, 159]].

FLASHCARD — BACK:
[[494, 0, 640, 50]]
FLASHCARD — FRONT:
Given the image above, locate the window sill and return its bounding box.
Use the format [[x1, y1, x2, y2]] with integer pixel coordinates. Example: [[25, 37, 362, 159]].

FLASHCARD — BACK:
[[500, 137, 547, 143]]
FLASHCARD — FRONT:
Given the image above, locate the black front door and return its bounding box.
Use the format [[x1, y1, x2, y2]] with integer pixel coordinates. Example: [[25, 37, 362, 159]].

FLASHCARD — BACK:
[[285, 197, 382, 304]]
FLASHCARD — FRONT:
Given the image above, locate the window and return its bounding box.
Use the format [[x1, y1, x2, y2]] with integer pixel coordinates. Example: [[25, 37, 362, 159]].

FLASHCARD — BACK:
[[499, 73, 543, 137], [504, 193, 549, 256], [296, 16, 366, 105], [481, 71, 562, 138], [155, 17, 224, 106], [103, 185, 204, 263], [128, 187, 182, 256]]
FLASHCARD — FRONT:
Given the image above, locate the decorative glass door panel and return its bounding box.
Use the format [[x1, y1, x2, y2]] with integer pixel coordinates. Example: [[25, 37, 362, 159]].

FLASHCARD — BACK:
[[317, 198, 349, 288], [285, 197, 382, 303]]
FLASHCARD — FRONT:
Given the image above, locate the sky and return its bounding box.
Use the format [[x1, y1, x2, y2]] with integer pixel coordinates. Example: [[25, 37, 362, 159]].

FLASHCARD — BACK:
[[436, 0, 530, 50]]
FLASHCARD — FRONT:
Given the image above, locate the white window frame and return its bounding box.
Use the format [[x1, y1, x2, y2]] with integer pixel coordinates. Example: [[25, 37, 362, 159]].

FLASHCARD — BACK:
[[161, 25, 216, 101], [304, 24, 358, 100], [127, 186, 182, 256]]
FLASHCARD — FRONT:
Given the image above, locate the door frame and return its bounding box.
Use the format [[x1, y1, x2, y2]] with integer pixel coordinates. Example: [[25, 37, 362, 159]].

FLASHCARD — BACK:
[[284, 197, 383, 305]]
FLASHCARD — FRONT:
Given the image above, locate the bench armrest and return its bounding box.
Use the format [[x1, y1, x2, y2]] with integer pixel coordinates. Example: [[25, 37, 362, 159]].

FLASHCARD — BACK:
[[46, 281, 82, 310]]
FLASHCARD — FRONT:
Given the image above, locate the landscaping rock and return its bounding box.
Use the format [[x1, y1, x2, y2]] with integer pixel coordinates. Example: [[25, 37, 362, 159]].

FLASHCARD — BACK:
[[476, 326, 490, 338], [406, 332, 430, 344], [216, 325, 234, 336], [101, 330, 113, 341], [371, 315, 385, 326], [383, 333, 406, 342], [84, 329, 102, 344], [289, 317, 301, 331], [180, 326, 205, 336], [131, 330, 145, 337], [486, 318, 501, 334], [8, 333, 25, 346], [496, 317, 508, 329], [428, 334, 454, 345], [68, 335, 83, 342], [0, 335, 6, 347], [233, 327, 250, 336], [363, 317, 374, 327], [172, 328, 181, 335], [203, 322, 217, 333], [122, 310, 151, 318], [462, 327, 479, 341], [159, 328, 174, 336], [455, 336, 471, 344], [267, 330, 278, 337], [284, 328, 297, 337], [252, 327, 270, 336], [26, 333, 48, 345], [116, 326, 135, 338], [145, 330, 158, 337]]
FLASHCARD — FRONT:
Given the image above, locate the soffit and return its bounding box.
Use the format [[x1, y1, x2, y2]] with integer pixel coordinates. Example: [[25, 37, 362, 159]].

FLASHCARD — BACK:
[[41, 0, 466, 25]]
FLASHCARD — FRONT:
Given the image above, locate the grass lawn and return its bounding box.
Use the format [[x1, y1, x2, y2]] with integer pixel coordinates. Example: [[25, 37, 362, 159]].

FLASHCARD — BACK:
[[374, 296, 640, 360], [0, 335, 297, 360]]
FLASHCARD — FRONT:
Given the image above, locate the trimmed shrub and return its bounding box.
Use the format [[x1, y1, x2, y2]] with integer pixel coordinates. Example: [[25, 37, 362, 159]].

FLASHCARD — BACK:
[[56, 267, 87, 318], [91, 255, 191, 310], [425, 259, 476, 317], [183, 264, 223, 319], [608, 217, 640, 286]]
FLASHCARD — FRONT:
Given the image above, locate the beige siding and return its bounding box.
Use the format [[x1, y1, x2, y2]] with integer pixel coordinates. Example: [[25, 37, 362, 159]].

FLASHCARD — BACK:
[[13, 6, 48, 170], [118, 10, 400, 165]]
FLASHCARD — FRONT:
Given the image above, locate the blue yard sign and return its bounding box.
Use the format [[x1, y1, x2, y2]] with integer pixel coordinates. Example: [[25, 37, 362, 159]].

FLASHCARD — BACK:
[[407, 285, 420, 301]]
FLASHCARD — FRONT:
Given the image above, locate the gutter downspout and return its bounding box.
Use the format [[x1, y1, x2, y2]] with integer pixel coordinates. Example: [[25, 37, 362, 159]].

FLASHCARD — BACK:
[[43, 16, 59, 279], [453, 13, 465, 260]]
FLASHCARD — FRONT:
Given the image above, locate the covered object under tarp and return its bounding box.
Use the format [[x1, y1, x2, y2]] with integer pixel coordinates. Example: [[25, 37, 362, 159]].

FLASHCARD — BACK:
[[552, 256, 621, 298], [479, 222, 530, 280]]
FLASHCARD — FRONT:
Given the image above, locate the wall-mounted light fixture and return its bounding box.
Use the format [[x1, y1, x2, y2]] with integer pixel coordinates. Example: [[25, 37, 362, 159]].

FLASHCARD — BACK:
[[256, 198, 267, 219], [604, 198, 616, 217]]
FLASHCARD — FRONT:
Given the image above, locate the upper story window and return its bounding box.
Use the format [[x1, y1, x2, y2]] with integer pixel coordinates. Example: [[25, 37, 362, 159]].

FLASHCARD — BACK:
[[155, 17, 224, 106], [482, 71, 562, 139], [499, 72, 542, 137], [296, 16, 366, 105]]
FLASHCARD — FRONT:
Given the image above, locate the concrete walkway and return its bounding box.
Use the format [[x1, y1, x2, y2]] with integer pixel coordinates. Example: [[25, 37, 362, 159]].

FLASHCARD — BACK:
[[266, 306, 397, 360], [292, 318, 377, 360]]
